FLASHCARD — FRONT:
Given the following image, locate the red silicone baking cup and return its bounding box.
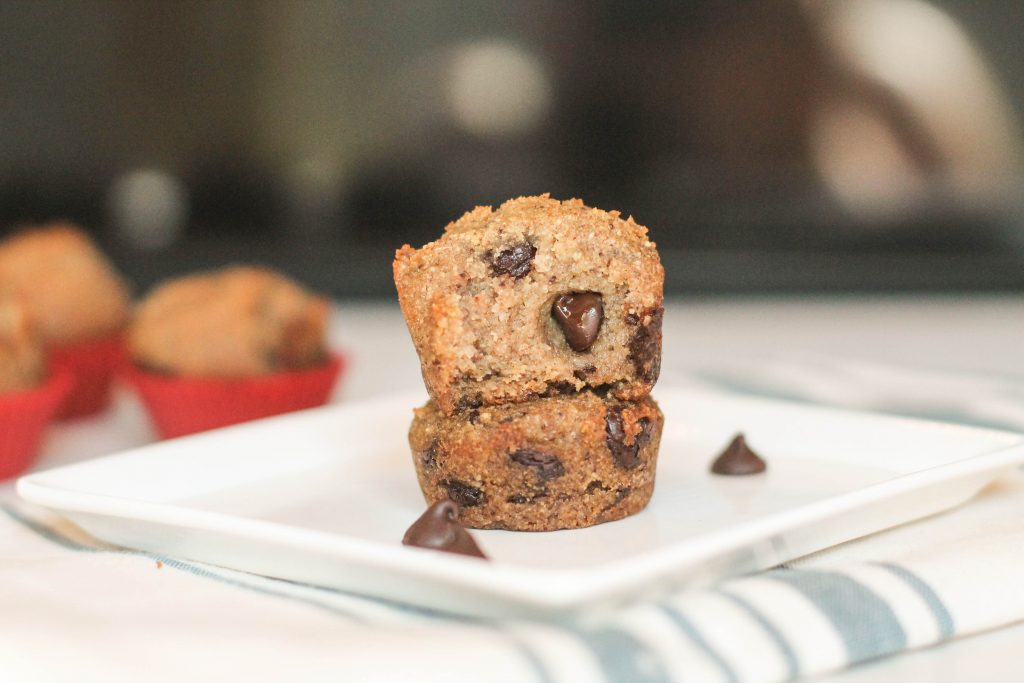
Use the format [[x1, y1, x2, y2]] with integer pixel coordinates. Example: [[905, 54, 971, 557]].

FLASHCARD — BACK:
[[0, 368, 73, 480], [49, 331, 126, 420], [124, 353, 345, 439]]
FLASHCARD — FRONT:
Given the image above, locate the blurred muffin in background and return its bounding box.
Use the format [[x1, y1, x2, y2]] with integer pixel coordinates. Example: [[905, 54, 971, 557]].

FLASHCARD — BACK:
[[0, 296, 72, 479], [125, 266, 342, 438], [0, 223, 130, 344], [130, 266, 328, 377], [0, 222, 132, 418], [0, 295, 45, 393]]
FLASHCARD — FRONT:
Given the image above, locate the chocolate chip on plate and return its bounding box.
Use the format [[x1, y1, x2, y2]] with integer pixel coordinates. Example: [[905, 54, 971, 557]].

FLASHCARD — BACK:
[[402, 500, 487, 559], [710, 433, 767, 475], [552, 292, 604, 352]]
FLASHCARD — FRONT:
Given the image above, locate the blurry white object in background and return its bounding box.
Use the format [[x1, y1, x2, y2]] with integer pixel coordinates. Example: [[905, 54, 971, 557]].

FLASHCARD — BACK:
[[446, 39, 552, 139], [807, 0, 1024, 220], [108, 168, 188, 251]]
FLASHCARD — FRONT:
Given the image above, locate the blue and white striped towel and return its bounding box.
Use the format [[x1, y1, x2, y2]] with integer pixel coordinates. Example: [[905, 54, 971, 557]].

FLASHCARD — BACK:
[[3, 465, 1023, 683]]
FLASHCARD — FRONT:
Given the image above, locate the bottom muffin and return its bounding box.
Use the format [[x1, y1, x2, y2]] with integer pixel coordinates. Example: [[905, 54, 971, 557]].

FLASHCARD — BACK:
[[409, 392, 663, 531]]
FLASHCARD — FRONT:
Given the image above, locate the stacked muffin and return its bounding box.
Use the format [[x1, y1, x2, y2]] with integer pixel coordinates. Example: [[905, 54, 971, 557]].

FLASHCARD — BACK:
[[394, 195, 665, 531]]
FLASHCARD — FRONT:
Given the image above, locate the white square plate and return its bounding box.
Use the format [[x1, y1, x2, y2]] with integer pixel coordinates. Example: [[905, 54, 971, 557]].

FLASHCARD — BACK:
[[17, 386, 1024, 618]]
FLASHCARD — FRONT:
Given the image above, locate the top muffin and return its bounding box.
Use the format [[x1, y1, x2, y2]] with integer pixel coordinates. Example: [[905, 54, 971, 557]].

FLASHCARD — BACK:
[[394, 195, 664, 415], [0, 223, 131, 345], [129, 266, 330, 378], [0, 296, 45, 393]]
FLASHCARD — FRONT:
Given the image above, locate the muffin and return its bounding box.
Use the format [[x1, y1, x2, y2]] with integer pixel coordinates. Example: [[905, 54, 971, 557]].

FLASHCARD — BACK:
[[0, 222, 131, 417], [126, 266, 342, 438], [394, 195, 664, 416], [0, 297, 72, 479], [410, 392, 663, 531], [0, 296, 45, 393], [396, 195, 665, 533]]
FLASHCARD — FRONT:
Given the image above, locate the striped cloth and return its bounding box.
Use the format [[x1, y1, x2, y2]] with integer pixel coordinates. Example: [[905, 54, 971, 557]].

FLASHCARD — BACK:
[[3, 466, 1024, 683]]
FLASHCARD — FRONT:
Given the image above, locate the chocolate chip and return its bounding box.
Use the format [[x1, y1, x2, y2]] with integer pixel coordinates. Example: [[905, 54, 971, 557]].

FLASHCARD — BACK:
[[628, 307, 663, 383], [542, 380, 577, 397], [419, 440, 439, 470], [466, 409, 480, 425], [456, 394, 483, 412], [573, 364, 597, 381], [624, 312, 640, 325], [506, 490, 548, 504], [605, 406, 644, 469], [441, 478, 485, 507], [637, 418, 655, 446], [585, 480, 609, 494], [509, 449, 565, 479], [489, 242, 537, 278], [552, 292, 604, 352], [711, 433, 767, 475], [402, 500, 487, 559]]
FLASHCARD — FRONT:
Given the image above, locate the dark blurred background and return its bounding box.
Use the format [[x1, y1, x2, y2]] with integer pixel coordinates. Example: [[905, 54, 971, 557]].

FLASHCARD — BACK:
[[3, 0, 1024, 296]]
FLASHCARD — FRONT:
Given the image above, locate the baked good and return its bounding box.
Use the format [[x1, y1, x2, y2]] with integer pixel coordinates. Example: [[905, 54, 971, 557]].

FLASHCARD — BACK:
[[129, 266, 329, 378], [0, 297, 44, 393], [394, 195, 664, 415], [125, 266, 341, 438], [0, 222, 131, 417], [0, 296, 73, 478], [409, 392, 663, 531], [0, 223, 130, 344]]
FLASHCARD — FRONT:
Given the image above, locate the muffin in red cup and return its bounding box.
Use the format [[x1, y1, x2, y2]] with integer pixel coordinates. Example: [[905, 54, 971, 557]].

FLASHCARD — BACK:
[[0, 222, 131, 419], [0, 297, 72, 479], [125, 266, 343, 438]]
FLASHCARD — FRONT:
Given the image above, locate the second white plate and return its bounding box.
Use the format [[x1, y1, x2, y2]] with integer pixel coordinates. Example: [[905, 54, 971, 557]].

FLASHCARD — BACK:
[[18, 386, 1024, 617]]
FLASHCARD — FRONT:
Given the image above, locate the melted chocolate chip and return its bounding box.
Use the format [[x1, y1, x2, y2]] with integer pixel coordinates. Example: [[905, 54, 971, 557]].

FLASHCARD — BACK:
[[628, 307, 663, 383], [509, 449, 565, 479], [604, 407, 653, 469], [585, 480, 609, 494], [489, 242, 537, 279], [624, 312, 640, 325], [402, 500, 487, 559], [710, 433, 767, 475], [552, 292, 604, 352], [441, 478, 485, 507]]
